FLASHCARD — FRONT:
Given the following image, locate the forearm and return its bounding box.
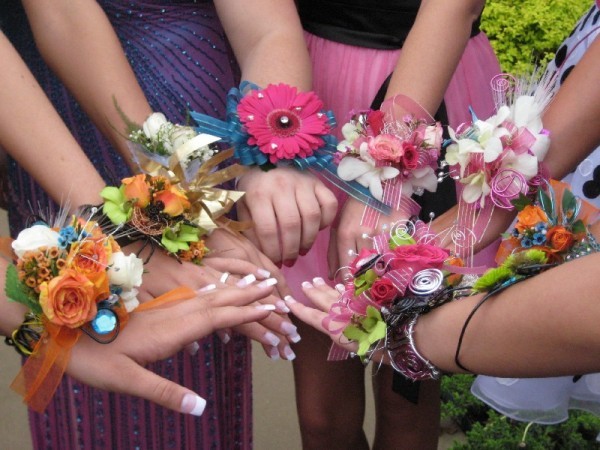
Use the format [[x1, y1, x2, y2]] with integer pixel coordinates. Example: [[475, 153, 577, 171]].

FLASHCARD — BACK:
[[384, 0, 485, 113], [215, 0, 312, 90], [0, 32, 105, 206], [22, 0, 152, 164]]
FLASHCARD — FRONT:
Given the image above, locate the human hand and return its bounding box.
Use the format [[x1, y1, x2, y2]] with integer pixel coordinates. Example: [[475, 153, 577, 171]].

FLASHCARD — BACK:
[[328, 197, 410, 279], [237, 166, 337, 266], [66, 283, 276, 416]]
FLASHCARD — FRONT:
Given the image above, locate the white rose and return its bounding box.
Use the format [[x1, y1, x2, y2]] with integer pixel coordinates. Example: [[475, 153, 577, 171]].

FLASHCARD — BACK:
[[120, 289, 140, 312], [12, 224, 60, 257], [108, 252, 144, 291], [142, 112, 168, 139], [170, 125, 198, 151]]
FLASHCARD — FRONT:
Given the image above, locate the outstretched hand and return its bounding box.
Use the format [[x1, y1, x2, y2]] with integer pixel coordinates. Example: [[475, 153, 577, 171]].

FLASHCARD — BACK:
[[237, 166, 337, 266], [66, 283, 276, 416]]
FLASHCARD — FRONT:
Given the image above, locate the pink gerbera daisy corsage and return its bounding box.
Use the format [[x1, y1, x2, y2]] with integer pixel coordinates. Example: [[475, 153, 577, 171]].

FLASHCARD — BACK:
[[237, 83, 331, 164]]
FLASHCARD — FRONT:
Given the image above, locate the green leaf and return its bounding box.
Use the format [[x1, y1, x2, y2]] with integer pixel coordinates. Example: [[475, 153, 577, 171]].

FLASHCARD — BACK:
[[571, 220, 586, 234], [102, 202, 130, 225], [5, 264, 42, 315], [389, 229, 416, 249], [562, 188, 577, 219], [537, 188, 554, 220], [511, 193, 532, 211]]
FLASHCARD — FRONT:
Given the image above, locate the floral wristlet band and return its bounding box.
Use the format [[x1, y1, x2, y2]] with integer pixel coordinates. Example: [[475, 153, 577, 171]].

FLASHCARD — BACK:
[[101, 111, 250, 264], [327, 181, 600, 381], [2, 209, 198, 411]]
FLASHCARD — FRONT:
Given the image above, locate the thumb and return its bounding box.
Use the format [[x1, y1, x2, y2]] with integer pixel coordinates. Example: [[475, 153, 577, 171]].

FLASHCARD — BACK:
[[116, 360, 207, 416]]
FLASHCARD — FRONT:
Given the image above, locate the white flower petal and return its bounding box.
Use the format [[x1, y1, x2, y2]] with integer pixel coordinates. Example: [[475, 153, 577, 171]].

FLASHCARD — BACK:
[[337, 157, 373, 181]]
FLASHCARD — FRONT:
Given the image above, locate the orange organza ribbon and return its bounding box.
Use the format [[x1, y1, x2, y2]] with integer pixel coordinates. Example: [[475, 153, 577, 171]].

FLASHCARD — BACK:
[[11, 286, 195, 412]]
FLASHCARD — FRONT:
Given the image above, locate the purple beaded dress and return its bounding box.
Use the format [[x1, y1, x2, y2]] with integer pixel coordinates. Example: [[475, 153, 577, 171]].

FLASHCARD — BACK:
[[2, 1, 252, 448]]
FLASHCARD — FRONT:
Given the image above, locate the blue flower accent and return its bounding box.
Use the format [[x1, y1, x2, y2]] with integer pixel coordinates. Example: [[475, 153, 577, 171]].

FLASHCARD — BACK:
[[532, 232, 546, 245], [521, 237, 533, 248], [534, 222, 548, 233], [58, 226, 78, 249]]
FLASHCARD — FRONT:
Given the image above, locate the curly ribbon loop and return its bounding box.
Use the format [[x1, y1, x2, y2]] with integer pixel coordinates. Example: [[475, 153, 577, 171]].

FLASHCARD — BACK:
[[11, 287, 195, 412]]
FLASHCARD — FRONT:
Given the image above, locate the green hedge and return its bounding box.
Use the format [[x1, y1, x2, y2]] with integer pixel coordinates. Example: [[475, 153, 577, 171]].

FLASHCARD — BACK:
[[481, 0, 593, 74]]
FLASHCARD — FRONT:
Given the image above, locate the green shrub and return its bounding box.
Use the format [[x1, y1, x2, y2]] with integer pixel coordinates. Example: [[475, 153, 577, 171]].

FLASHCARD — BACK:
[[441, 374, 600, 448], [481, 0, 593, 74]]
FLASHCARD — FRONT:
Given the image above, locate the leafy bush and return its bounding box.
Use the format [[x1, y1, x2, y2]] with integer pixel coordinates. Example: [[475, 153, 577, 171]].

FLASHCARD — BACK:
[[441, 374, 600, 449], [481, 0, 593, 74]]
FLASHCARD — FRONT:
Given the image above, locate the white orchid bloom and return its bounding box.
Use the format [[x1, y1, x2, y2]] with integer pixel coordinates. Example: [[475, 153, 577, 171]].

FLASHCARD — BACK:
[[401, 166, 439, 196], [142, 112, 169, 140], [445, 129, 483, 176], [511, 95, 544, 132], [461, 171, 491, 207], [473, 109, 511, 164], [500, 150, 539, 180], [337, 146, 400, 201]]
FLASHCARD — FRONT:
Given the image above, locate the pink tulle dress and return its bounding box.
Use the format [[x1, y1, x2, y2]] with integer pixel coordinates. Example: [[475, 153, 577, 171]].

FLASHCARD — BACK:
[[285, 0, 501, 302], [472, 2, 600, 424]]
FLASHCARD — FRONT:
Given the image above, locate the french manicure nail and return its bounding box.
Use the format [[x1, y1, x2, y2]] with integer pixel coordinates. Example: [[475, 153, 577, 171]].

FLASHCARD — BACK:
[[283, 345, 296, 361], [198, 284, 216, 292], [301, 281, 313, 289], [181, 393, 207, 416], [255, 304, 277, 311], [257, 277, 277, 288], [263, 331, 280, 346], [283, 295, 297, 304], [256, 268, 271, 279], [335, 283, 346, 293], [268, 346, 280, 360], [312, 277, 326, 286], [276, 300, 290, 313], [280, 322, 298, 336], [236, 274, 256, 287], [220, 333, 231, 344], [219, 272, 230, 283], [288, 332, 301, 344], [186, 342, 200, 356]]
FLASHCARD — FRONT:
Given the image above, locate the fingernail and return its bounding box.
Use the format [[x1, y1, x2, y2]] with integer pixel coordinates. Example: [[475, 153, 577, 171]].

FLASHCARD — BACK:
[[276, 300, 290, 313], [280, 321, 297, 336], [220, 333, 231, 344], [181, 393, 207, 416], [236, 274, 256, 287], [301, 281, 313, 289], [313, 277, 326, 286], [263, 331, 280, 346], [255, 304, 277, 311], [257, 277, 277, 288], [335, 283, 346, 293], [299, 248, 309, 256], [256, 268, 271, 279], [283, 295, 297, 304], [283, 345, 296, 361], [186, 342, 200, 356], [198, 284, 216, 293], [268, 346, 280, 360], [283, 259, 295, 267], [219, 272, 230, 284], [288, 332, 301, 343]]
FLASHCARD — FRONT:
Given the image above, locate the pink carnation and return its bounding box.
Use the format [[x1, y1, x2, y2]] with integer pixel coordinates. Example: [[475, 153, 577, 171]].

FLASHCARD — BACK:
[[238, 83, 330, 163], [367, 134, 404, 163], [389, 244, 449, 272]]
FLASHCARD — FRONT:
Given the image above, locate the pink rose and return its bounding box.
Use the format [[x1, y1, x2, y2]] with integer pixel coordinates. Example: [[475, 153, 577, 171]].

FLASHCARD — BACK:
[[367, 134, 403, 163], [390, 244, 449, 272], [400, 142, 419, 170], [369, 278, 397, 307], [367, 110, 385, 135]]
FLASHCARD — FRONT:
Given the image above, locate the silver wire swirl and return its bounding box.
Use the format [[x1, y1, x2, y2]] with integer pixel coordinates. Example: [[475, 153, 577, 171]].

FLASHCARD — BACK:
[[408, 269, 444, 295]]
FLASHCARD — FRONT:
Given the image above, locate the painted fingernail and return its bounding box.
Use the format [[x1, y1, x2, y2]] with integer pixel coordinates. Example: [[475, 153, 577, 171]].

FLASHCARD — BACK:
[[335, 283, 345, 293], [283, 345, 296, 361], [312, 277, 326, 286], [301, 281, 313, 289], [256, 269, 271, 279], [198, 284, 216, 293], [276, 300, 290, 313], [257, 278, 277, 288], [220, 333, 231, 344], [181, 393, 207, 416], [236, 274, 256, 287], [219, 272, 230, 284], [283, 259, 295, 267], [268, 346, 280, 360], [299, 248, 309, 256], [263, 331, 280, 346], [280, 322, 297, 336], [186, 342, 200, 356], [283, 295, 297, 304], [255, 304, 277, 311]]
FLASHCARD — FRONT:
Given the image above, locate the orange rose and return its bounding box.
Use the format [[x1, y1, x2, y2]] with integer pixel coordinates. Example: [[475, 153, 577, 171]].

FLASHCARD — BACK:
[[122, 174, 151, 207], [546, 226, 574, 252], [39, 269, 97, 328], [515, 205, 548, 233], [444, 255, 465, 286], [154, 186, 191, 216], [67, 239, 111, 295]]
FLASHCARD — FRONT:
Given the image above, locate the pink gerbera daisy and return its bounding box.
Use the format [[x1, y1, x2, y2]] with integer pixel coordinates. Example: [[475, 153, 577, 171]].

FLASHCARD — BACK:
[[237, 83, 330, 163]]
